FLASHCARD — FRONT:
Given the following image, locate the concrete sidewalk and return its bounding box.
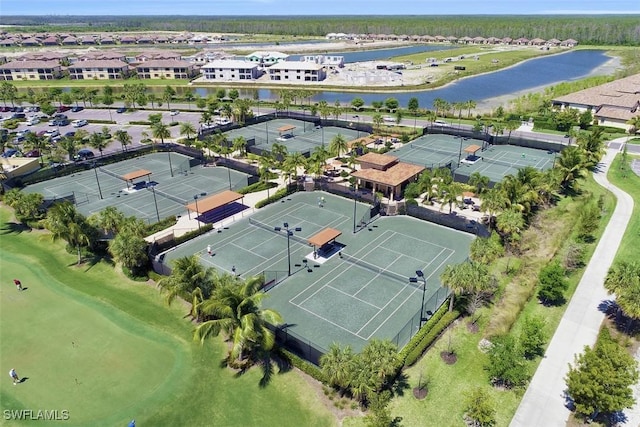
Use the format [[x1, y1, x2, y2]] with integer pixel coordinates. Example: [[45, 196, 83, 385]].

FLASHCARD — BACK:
[[510, 147, 635, 426]]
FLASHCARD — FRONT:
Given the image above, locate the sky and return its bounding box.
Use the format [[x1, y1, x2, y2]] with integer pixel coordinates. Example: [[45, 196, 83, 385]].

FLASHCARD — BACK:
[[1, 0, 639, 16]]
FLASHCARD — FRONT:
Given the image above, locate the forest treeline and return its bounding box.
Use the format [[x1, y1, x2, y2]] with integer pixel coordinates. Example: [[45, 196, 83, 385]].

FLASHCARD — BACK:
[[1, 15, 639, 46]]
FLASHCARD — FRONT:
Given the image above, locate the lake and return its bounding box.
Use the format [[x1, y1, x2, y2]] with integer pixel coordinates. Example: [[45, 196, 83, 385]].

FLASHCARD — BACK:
[[194, 49, 612, 107]]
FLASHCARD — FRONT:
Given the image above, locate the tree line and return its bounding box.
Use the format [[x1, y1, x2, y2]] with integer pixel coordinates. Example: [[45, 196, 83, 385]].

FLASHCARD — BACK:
[[2, 15, 640, 45]]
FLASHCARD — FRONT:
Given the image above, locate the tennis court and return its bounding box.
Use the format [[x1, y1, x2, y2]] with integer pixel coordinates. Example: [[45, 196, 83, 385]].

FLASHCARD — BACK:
[[22, 152, 251, 223], [225, 119, 367, 155], [391, 134, 557, 182], [161, 191, 473, 353]]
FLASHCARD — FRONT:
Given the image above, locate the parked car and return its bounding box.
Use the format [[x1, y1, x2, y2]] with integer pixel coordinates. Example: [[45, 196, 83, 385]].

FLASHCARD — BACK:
[[54, 119, 70, 127], [25, 149, 40, 158], [170, 110, 180, 116], [71, 106, 84, 112], [0, 106, 11, 112], [74, 148, 95, 161], [72, 119, 88, 128], [56, 105, 71, 113], [11, 112, 26, 119], [45, 129, 60, 137], [37, 130, 48, 137], [1, 149, 20, 158], [26, 117, 40, 126], [116, 107, 127, 113], [16, 129, 31, 138], [64, 131, 76, 138]]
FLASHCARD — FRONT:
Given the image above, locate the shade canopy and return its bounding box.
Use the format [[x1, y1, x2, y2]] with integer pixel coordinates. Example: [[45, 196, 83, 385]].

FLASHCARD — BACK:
[[121, 169, 152, 182], [277, 124, 296, 134], [464, 144, 482, 154], [307, 228, 342, 248], [186, 190, 243, 214]]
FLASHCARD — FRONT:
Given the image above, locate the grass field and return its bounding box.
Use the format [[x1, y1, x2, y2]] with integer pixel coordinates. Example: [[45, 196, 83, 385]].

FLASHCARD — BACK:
[[607, 153, 640, 263], [0, 208, 336, 426]]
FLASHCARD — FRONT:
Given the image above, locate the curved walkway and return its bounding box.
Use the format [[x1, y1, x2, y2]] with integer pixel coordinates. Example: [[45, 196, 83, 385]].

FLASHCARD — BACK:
[[510, 147, 635, 426]]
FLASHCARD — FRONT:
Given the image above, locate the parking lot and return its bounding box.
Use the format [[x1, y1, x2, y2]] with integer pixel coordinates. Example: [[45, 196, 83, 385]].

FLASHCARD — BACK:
[[3, 106, 207, 160]]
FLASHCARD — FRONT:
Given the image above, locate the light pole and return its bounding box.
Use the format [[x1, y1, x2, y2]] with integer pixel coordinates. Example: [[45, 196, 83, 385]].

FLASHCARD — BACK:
[[274, 222, 302, 276], [353, 115, 360, 138], [92, 162, 103, 200], [409, 270, 428, 328], [457, 135, 464, 166], [227, 166, 232, 190], [150, 184, 160, 222], [193, 192, 207, 230], [265, 120, 269, 144], [351, 184, 358, 233]]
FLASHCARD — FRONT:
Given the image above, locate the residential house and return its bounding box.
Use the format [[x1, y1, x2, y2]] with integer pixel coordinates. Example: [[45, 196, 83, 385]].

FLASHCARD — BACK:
[[267, 61, 326, 82], [301, 55, 344, 69], [135, 59, 197, 79], [0, 60, 62, 81], [68, 59, 129, 80], [245, 51, 289, 67], [201, 60, 261, 81]]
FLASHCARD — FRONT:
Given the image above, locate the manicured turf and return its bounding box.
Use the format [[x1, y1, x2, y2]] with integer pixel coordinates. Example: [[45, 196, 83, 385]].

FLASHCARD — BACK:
[[0, 208, 336, 426]]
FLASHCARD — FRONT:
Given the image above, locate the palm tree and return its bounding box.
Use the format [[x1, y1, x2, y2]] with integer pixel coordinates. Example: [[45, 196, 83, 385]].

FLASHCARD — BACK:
[[441, 262, 469, 312], [604, 261, 640, 330], [440, 182, 464, 214], [157, 255, 214, 307], [468, 172, 490, 195], [151, 122, 171, 145], [45, 201, 92, 265], [329, 134, 348, 159], [320, 343, 354, 390], [577, 127, 605, 168], [626, 116, 640, 136], [496, 208, 525, 252], [480, 188, 508, 229], [23, 132, 48, 165], [270, 142, 288, 168], [162, 85, 176, 111], [89, 132, 108, 156], [465, 100, 477, 118], [108, 231, 148, 273], [113, 129, 132, 152], [193, 276, 284, 362], [179, 122, 197, 142], [88, 205, 125, 235], [555, 146, 587, 192], [232, 136, 247, 158], [282, 152, 307, 185], [372, 113, 383, 134]]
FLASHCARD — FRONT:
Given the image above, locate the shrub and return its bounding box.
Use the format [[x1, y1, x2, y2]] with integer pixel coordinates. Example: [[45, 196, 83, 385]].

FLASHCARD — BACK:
[[237, 181, 277, 195], [537, 260, 568, 305], [279, 348, 327, 383], [255, 186, 297, 208], [145, 215, 177, 235]]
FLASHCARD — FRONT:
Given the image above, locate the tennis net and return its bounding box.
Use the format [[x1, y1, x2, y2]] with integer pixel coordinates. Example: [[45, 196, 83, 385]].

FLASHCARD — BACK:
[[249, 217, 309, 245], [98, 167, 123, 180], [341, 253, 420, 289], [411, 144, 458, 158], [146, 186, 187, 204]]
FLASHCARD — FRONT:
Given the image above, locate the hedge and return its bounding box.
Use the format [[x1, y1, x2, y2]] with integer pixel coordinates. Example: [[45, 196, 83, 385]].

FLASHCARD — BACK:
[[144, 215, 177, 235], [279, 348, 327, 383], [254, 185, 297, 209], [400, 304, 461, 367], [237, 181, 277, 195]]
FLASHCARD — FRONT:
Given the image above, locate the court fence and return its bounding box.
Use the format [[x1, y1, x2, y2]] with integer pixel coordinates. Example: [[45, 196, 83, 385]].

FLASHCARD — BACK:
[[404, 203, 490, 237], [260, 270, 289, 292], [391, 286, 451, 349], [271, 324, 328, 367]]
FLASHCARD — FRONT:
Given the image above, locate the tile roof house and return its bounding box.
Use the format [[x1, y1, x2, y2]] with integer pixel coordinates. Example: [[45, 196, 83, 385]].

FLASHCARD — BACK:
[[135, 59, 197, 79], [0, 60, 63, 81], [552, 73, 640, 131], [68, 59, 130, 80]]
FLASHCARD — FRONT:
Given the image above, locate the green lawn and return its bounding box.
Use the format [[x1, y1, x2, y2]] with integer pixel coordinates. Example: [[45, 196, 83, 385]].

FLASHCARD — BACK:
[[607, 153, 640, 263], [0, 208, 336, 426]]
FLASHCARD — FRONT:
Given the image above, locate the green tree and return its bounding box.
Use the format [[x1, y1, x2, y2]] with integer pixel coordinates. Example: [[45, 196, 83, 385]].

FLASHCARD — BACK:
[[114, 129, 132, 152], [351, 97, 365, 111], [88, 206, 125, 235], [88, 132, 108, 156], [496, 208, 525, 252], [329, 134, 348, 158], [0, 82, 18, 107], [152, 122, 171, 144], [538, 260, 568, 305], [45, 201, 93, 265], [520, 315, 547, 359], [441, 261, 491, 312], [3, 189, 43, 223], [566, 333, 638, 421], [194, 276, 283, 363], [468, 172, 490, 195], [463, 387, 496, 427], [555, 146, 587, 192], [108, 231, 148, 274], [157, 255, 214, 308], [232, 136, 247, 158], [470, 232, 504, 265], [320, 343, 354, 390], [163, 85, 176, 111], [384, 97, 398, 112], [485, 334, 528, 388], [179, 122, 197, 142], [604, 261, 640, 330]]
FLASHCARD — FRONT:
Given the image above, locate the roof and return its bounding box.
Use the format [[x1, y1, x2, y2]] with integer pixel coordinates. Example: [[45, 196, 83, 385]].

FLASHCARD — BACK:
[[356, 152, 398, 168], [595, 105, 639, 121], [0, 60, 61, 70], [68, 59, 129, 69], [202, 60, 259, 69], [268, 61, 324, 71], [464, 144, 482, 153], [308, 228, 342, 248], [185, 190, 243, 214], [122, 169, 152, 182], [245, 51, 289, 59], [277, 125, 296, 133], [135, 59, 193, 68], [553, 73, 640, 110], [352, 162, 425, 187]]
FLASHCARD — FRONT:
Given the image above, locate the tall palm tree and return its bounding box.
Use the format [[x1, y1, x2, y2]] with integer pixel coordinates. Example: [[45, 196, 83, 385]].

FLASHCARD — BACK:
[[179, 122, 197, 142], [157, 255, 214, 307], [468, 172, 490, 195], [151, 122, 171, 145], [555, 146, 587, 192], [45, 201, 92, 265], [577, 127, 606, 168], [194, 276, 283, 362], [232, 136, 247, 158], [604, 261, 640, 330], [282, 152, 307, 184], [465, 99, 477, 118], [88, 205, 125, 235], [23, 132, 48, 165], [329, 134, 348, 159], [441, 262, 469, 312], [89, 132, 108, 156], [496, 208, 525, 252], [113, 129, 132, 152]]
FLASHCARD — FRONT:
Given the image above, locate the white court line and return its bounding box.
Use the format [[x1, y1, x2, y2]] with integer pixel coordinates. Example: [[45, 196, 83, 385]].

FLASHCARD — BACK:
[[326, 284, 382, 310], [227, 241, 269, 260], [288, 301, 370, 341], [364, 248, 457, 340]]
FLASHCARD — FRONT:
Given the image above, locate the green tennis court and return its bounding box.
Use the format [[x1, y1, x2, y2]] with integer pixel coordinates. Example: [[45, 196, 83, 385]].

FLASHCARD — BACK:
[[22, 152, 251, 223], [161, 191, 473, 353], [391, 134, 557, 181], [225, 119, 367, 154]]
